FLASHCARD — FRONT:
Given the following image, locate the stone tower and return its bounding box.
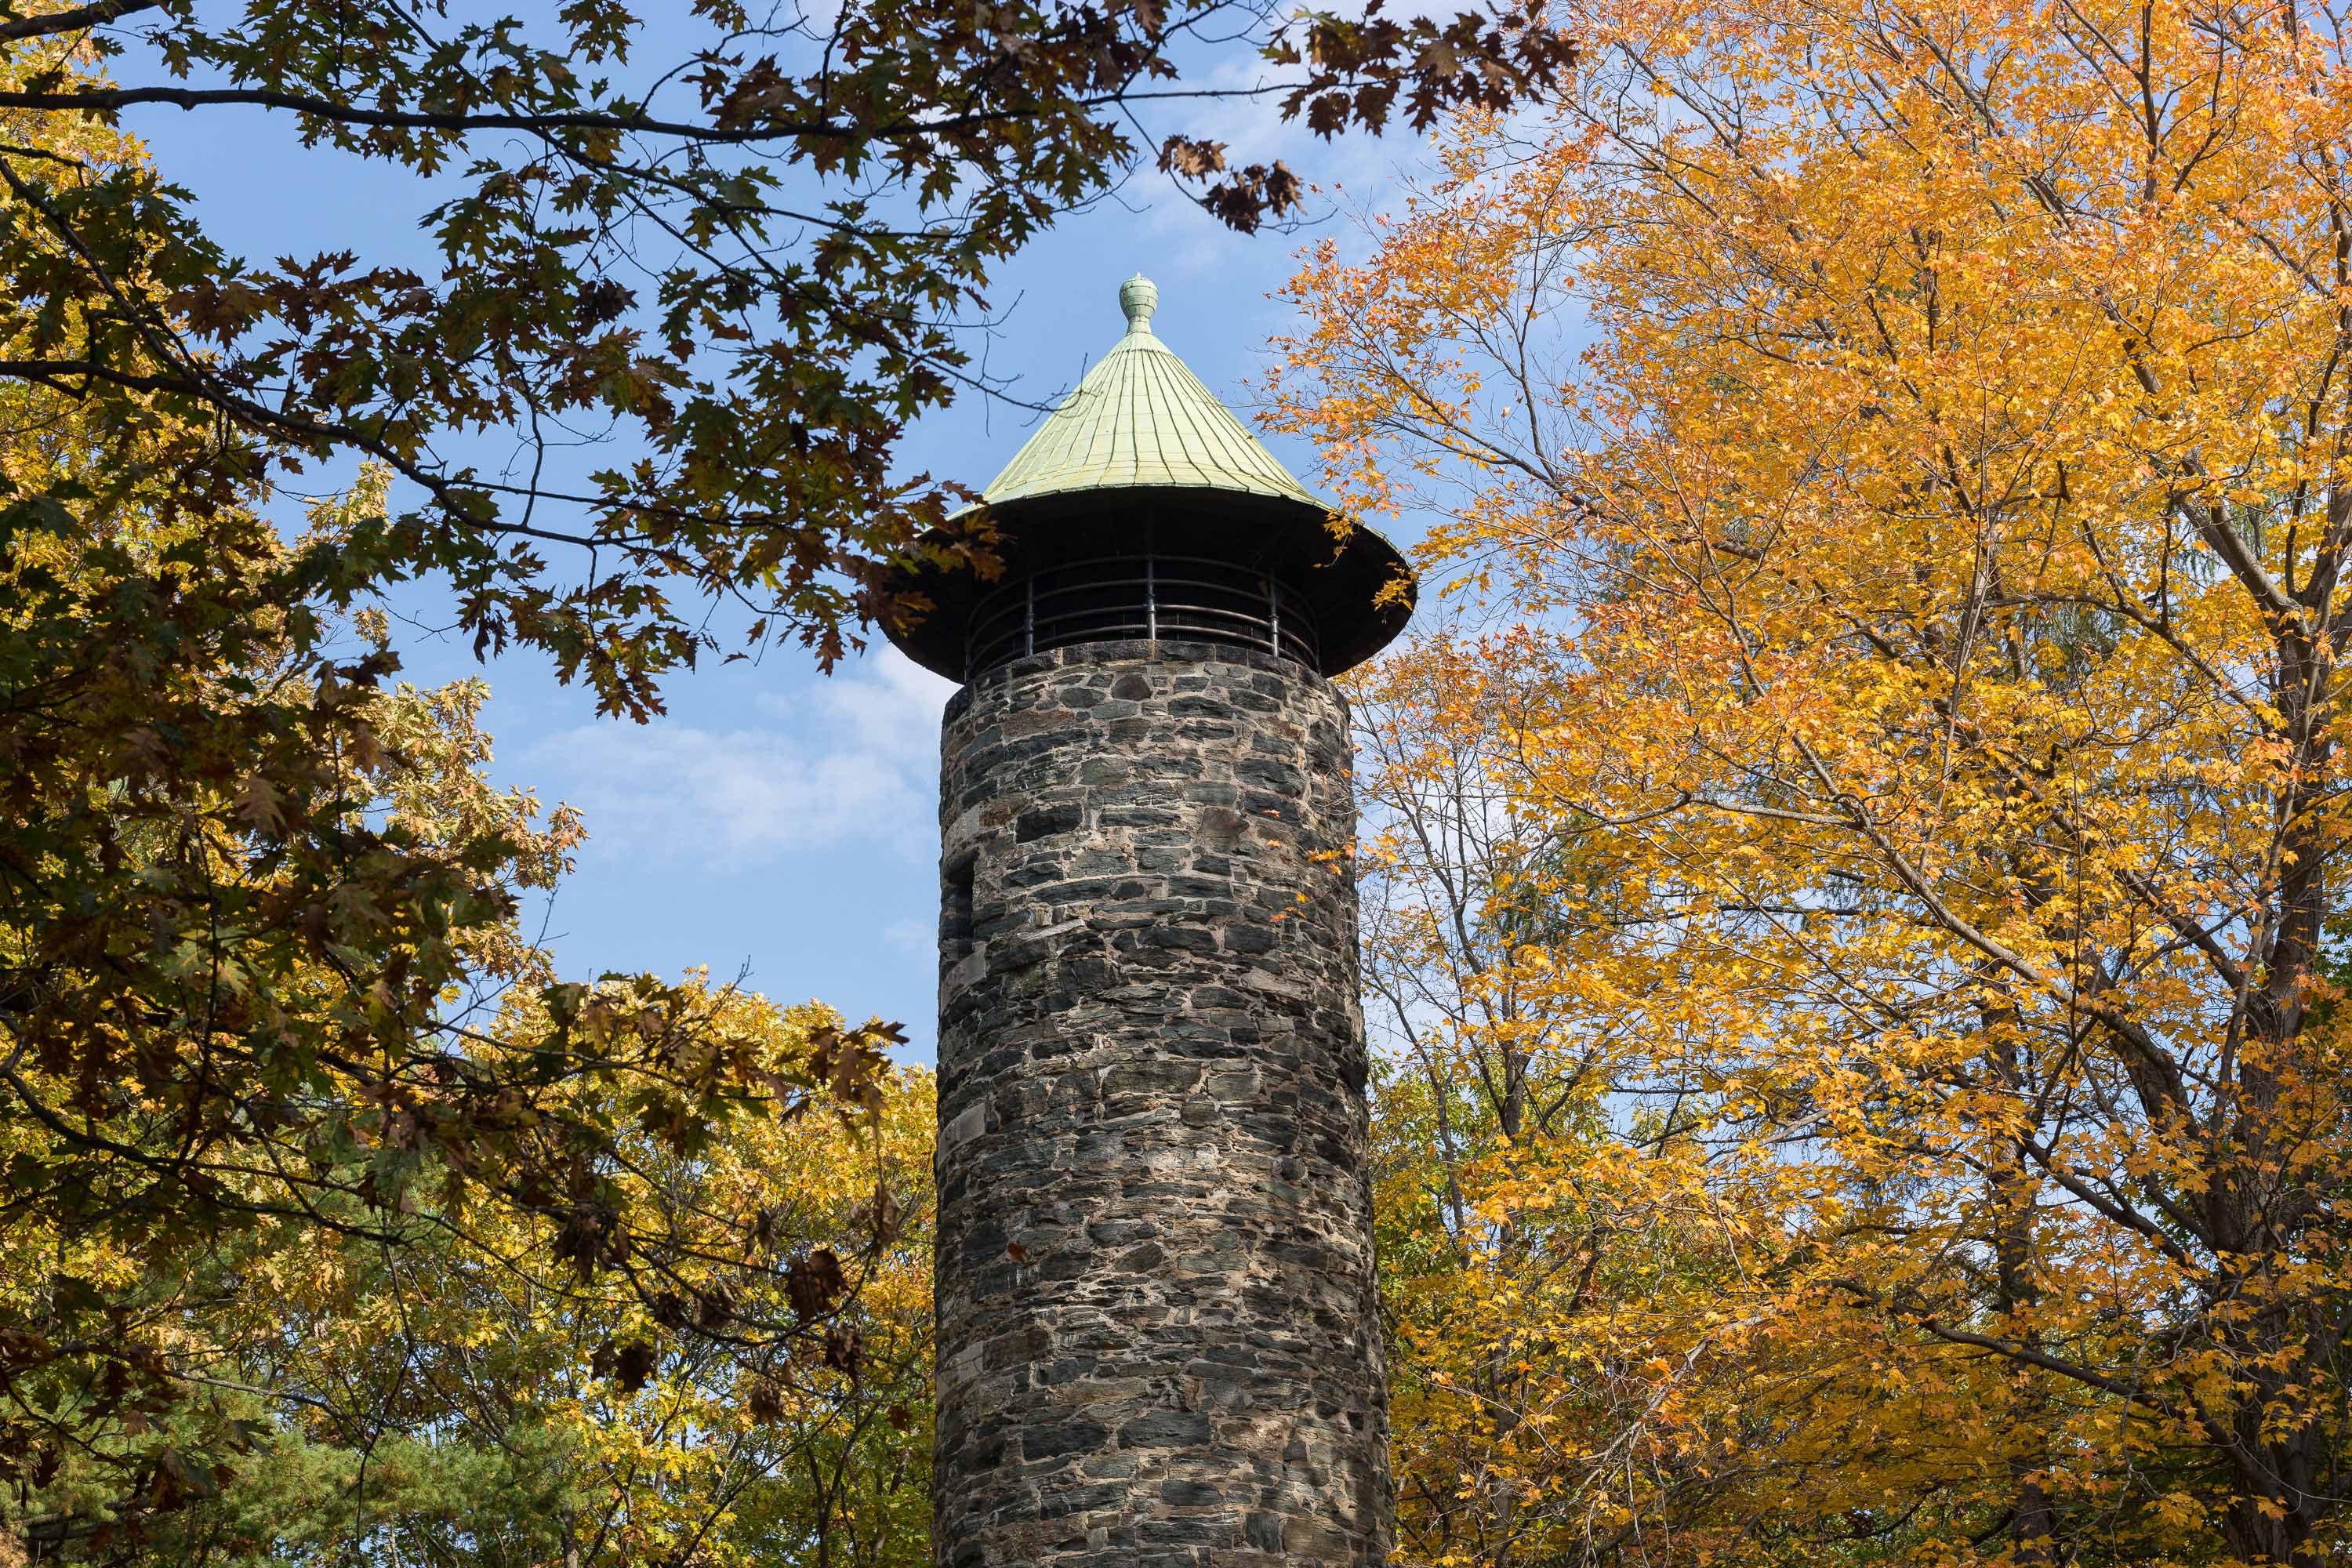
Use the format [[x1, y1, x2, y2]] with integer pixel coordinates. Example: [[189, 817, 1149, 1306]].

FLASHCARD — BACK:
[[883, 275, 1414, 1568]]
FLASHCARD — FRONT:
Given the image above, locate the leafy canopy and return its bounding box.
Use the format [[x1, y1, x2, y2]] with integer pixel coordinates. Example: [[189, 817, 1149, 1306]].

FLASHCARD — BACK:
[[0, 0, 1572, 717], [1276, 0, 2352, 1559], [0, 90, 906, 1544]]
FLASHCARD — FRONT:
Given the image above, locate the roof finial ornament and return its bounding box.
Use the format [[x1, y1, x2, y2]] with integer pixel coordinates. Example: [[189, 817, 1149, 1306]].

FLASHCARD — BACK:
[[1119, 273, 1159, 334]]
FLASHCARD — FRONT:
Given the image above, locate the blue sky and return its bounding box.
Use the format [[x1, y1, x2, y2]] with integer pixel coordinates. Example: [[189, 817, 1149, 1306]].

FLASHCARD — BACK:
[[125, 50, 1428, 1061]]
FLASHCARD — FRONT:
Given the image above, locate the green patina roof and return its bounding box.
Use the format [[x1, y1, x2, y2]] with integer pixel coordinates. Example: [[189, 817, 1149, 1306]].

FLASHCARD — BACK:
[[978, 274, 1323, 510]]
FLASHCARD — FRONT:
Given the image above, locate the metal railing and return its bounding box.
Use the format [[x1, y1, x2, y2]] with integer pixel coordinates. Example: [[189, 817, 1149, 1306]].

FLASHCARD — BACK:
[[964, 552, 1321, 680]]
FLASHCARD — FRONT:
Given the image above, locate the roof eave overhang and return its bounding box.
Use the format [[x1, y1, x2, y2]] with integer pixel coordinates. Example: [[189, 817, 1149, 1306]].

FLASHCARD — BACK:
[[879, 487, 1416, 682]]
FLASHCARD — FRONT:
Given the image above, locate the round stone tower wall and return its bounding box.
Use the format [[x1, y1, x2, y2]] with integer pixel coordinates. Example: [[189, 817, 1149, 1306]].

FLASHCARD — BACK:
[[932, 638, 1392, 1568]]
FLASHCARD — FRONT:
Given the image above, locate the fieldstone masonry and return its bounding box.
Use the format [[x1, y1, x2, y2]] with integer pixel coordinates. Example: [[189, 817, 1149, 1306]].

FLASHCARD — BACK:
[[932, 637, 1392, 1568]]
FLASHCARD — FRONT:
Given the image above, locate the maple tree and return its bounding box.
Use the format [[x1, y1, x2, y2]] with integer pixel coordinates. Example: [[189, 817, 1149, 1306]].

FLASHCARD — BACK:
[[1354, 637, 2088, 1566], [1349, 637, 1706, 1567], [1277, 0, 2352, 1559]]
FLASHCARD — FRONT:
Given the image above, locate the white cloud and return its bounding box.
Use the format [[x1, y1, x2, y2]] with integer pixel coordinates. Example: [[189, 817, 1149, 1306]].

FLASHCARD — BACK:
[[537, 647, 956, 866], [770, 641, 954, 765]]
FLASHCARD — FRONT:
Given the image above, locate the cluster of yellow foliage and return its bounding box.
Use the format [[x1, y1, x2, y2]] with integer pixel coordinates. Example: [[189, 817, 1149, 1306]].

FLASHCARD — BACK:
[[1276, 0, 2352, 1561], [162, 993, 938, 1568]]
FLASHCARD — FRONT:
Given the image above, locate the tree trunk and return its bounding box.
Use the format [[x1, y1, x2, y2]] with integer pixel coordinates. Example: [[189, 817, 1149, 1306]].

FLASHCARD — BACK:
[[1989, 1008, 2058, 1566]]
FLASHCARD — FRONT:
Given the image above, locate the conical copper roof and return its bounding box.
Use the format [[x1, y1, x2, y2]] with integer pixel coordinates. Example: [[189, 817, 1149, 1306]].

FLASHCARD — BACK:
[[977, 274, 1323, 510], [883, 275, 1415, 681]]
